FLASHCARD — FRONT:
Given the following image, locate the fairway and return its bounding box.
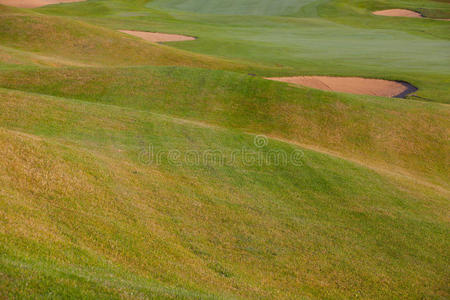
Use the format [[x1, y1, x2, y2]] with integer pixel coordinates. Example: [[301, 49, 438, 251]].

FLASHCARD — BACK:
[[0, 0, 449, 299], [148, 0, 317, 15]]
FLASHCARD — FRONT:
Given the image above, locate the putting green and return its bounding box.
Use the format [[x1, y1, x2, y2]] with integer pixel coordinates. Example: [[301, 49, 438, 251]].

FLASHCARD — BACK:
[[147, 0, 318, 16], [40, 0, 449, 102]]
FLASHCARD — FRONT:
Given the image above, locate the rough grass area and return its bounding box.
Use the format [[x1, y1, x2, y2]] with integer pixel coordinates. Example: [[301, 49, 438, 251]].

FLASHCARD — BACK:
[[0, 66, 448, 188], [0, 89, 448, 299], [0, 0, 449, 298]]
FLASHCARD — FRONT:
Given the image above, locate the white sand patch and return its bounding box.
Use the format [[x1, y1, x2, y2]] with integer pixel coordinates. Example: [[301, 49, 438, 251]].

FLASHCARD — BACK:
[[119, 30, 196, 43], [0, 0, 85, 8]]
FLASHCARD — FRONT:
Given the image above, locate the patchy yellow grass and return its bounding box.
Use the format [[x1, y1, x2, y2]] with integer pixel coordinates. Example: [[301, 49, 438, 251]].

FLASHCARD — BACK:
[[0, 89, 448, 298], [0, 1, 448, 298], [0, 66, 447, 189]]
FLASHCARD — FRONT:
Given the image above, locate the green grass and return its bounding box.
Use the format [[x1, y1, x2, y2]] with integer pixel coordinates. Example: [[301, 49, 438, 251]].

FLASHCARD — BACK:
[[0, 66, 448, 187], [0, 5, 260, 71], [147, 0, 318, 16], [0, 88, 448, 299], [0, 0, 449, 299], [37, 0, 450, 102]]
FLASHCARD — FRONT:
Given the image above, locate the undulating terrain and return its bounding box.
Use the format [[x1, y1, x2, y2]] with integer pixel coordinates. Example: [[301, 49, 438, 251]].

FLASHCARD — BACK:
[[0, 0, 448, 299]]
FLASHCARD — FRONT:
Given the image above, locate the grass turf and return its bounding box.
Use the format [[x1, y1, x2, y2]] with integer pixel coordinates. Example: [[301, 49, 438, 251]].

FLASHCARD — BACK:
[[0, 66, 448, 187], [0, 88, 448, 299], [36, 0, 450, 102], [0, 0, 449, 299]]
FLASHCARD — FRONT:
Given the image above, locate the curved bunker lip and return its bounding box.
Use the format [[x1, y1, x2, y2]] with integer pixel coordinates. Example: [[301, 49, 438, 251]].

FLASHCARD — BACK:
[[119, 30, 197, 43], [373, 9, 423, 18], [265, 76, 418, 98], [0, 0, 86, 8], [372, 9, 449, 21], [393, 81, 418, 98]]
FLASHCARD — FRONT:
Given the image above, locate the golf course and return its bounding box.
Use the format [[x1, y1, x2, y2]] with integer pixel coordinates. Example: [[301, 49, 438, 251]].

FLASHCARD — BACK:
[[0, 0, 448, 299]]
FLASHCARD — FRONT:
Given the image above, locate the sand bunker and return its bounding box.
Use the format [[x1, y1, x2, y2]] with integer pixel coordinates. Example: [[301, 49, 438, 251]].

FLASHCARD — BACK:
[[119, 30, 196, 43], [0, 0, 85, 8], [373, 9, 449, 21], [373, 9, 423, 18], [266, 76, 417, 98]]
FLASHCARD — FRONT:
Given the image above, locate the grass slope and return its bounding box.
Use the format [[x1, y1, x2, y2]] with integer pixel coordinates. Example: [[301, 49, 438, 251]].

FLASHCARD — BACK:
[[0, 0, 448, 299], [0, 5, 257, 71], [0, 66, 448, 188], [0, 88, 448, 299], [40, 0, 450, 102]]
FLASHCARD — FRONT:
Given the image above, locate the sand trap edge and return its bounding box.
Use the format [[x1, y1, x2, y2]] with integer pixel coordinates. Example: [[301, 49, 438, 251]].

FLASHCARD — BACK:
[[0, 0, 86, 8], [393, 81, 418, 98], [372, 9, 449, 21], [119, 30, 197, 43], [265, 76, 418, 99], [373, 9, 423, 18]]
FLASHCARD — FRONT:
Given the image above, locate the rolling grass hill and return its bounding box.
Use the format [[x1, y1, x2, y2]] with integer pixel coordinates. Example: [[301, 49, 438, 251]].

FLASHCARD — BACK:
[[0, 0, 449, 299], [1, 87, 448, 299], [0, 66, 448, 187], [38, 0, 450, 102], [0, 5, 257, 70]]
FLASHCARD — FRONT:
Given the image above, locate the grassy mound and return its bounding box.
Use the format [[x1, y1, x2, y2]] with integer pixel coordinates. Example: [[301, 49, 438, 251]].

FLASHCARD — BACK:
[[0, 66, 448, 187], [38, 0, 450, 102], [0, 0, 448, 298], [0, 88, 448, 298], [0, 5, 251, 70]]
